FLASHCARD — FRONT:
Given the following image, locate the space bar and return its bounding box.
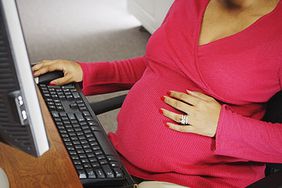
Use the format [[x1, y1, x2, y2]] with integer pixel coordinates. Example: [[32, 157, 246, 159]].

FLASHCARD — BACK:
[[94, 131, 115, 155]]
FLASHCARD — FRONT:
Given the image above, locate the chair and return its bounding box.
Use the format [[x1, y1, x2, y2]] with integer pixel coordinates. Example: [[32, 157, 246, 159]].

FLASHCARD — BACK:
[[89, 90, 282, 187]]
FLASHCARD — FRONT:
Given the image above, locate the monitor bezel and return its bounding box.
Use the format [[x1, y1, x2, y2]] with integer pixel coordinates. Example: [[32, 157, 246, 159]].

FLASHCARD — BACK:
[[1, 0, 49, 156]]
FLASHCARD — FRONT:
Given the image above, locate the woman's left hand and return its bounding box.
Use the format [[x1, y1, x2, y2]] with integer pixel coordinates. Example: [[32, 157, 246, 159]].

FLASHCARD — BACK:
[[161, 90, 221, 137]]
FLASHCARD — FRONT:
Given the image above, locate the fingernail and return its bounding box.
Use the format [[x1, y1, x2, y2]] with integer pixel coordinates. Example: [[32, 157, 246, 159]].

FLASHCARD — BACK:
[[164, 123, 170, 128], [159, 109, 163, 114], [48, 82, 56, 86], [167, 91, 172, 96], [161, 96, 166, 101], [186, 89, 193, 94]]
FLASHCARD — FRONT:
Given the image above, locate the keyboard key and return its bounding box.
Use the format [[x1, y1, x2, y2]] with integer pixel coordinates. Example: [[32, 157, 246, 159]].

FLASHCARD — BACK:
[[73, 141, 80, 145], [92, 146, 100, 151], [76, 100, 84, 104], [69, 151, 77, 155], [83, 164, 92, 169], [51, 111, 59, 118], [87, 153, 95, 158], [107, 155, 116, 161], [71, 155, 79, 160], [75, 145, 83, 150], [88, 120, 98, 126], [76, 165, 83, 170], [73, 92, 80, 99], [75, 113, 85, 122], [62, 117, 68, 121], [79, 154, 87, 159], [57, 106, 64, 111], [67, 113, 76, 120], [81, 159, 89, 164], [80, 140, 88, 145], [82, 111, 90, 116], [62, 85, 75, 89], [95, 169, 105, 179], [86, 169, 96, 179], [97, 155, 106, 160], [73, 160, 81, 165], [100, 160, 108, 165], [113, 168, 124, 178], [66, 95, 73, 99], [80, 107, 87, 111], [78, 170, 87, 179], [67, 146, 75, 151], [95, 151, 103, 156], [85, 116, 93, 121], [110, 162, 119, 168], [59, 112, 67, 117], [63, 138, 71, 142], [85, 149, 92, 153], [102, 165, 115, 178], [91, 162, 100, 168], [69, 103, 78, 109], [83, 145, 90, 149], [65, 142, 73, 146], [89, 158, 98, 163]]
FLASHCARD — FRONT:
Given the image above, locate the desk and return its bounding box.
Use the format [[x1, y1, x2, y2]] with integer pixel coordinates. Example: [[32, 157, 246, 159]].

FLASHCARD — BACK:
[[0, 92, 82, 188]]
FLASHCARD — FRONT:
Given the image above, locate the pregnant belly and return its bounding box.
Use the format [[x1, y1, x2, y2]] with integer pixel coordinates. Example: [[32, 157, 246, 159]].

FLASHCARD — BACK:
[[109, 71, 219, 173]]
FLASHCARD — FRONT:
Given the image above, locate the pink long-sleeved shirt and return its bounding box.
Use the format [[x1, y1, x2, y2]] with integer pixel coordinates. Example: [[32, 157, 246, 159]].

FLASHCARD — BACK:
[[80, 0, 282, 187]]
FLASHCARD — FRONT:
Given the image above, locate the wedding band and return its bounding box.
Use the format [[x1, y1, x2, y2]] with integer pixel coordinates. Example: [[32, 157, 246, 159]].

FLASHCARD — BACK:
[[180, 114, 189, 125]]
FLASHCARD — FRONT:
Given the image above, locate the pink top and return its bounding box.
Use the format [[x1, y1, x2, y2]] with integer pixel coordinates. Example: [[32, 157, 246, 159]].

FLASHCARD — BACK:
[[80, 0, 282, 187]]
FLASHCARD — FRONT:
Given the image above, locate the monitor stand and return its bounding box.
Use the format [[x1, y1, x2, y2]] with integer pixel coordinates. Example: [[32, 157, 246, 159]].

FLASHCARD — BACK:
[[0, 168, 9, 188]]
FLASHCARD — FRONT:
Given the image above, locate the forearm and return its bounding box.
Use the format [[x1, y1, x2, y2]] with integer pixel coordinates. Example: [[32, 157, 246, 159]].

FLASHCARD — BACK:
[[215, 104, 282, 163], [79, 56, 147, 95]]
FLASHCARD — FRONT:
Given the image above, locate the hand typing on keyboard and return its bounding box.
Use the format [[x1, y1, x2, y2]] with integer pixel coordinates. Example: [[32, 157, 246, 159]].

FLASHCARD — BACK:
[[32, 59, 83, 86]]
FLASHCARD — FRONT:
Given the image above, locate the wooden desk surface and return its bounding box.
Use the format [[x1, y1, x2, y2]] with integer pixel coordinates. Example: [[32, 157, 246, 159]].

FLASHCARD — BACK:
[[0, 92, 83, 188]]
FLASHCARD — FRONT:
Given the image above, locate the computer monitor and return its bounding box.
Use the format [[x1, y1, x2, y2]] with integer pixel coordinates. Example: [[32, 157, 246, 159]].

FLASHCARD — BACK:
[[0, 0, 49, 157]]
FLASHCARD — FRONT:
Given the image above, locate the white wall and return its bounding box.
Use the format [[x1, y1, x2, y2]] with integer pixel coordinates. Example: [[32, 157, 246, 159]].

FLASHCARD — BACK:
[[128, 0, 174, 33]]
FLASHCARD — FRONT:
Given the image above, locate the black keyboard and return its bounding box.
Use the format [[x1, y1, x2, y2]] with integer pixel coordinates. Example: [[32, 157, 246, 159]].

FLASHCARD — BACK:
[[38, 83, 135, 188]]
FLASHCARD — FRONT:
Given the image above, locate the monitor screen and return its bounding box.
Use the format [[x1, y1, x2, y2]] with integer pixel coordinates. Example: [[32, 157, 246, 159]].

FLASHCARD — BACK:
[[0, 0, 49, 157]]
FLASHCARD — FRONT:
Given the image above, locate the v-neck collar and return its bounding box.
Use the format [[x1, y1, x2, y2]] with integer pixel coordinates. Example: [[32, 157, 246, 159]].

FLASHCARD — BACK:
[[197, 0, 282, 48]]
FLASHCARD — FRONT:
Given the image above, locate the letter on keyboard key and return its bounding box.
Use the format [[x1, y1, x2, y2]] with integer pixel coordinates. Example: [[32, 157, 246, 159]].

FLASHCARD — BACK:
[[73, 92, 80, 99], [95, 169, 106, 179], [102, 165, 115, 178], [113, 168, 124, 178], [86, 169, 96, 179], [75, 113, 85, 122], [51, 111, 59, 118], [67, 113, 76, 120]]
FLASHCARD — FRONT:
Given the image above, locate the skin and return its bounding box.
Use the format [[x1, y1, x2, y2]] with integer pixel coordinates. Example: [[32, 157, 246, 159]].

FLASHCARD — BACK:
[[32, 59, 83, 85], [32, 0, 280, 138], [162, 0, 279, 137]]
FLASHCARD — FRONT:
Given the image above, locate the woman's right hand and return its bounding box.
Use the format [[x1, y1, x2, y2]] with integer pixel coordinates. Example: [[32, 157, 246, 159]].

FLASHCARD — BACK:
[[32, 59, 83, 85]]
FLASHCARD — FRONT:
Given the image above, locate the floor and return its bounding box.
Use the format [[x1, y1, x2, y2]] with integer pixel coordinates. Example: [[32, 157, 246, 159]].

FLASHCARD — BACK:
[[17, 0, 150, 132]]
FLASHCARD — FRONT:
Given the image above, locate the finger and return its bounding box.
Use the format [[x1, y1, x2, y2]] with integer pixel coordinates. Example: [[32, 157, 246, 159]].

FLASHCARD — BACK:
[[32, 63, 43, 72], [166, 122, 195, 133], [163, 96, 194, 113], [187, 90, 214, 102], [50, 74, 72, 85], [32, 60, 56, 71], [160, 108, 186, 124], [33, 63, 63, 77], [169, 91, 201, 106]]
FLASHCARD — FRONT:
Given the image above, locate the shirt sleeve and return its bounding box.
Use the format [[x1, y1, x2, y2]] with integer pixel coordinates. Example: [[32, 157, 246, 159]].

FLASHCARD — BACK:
[[280, 62, 282, 88], [79, 56, 147, 95], [214, 104, 282, 163]]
